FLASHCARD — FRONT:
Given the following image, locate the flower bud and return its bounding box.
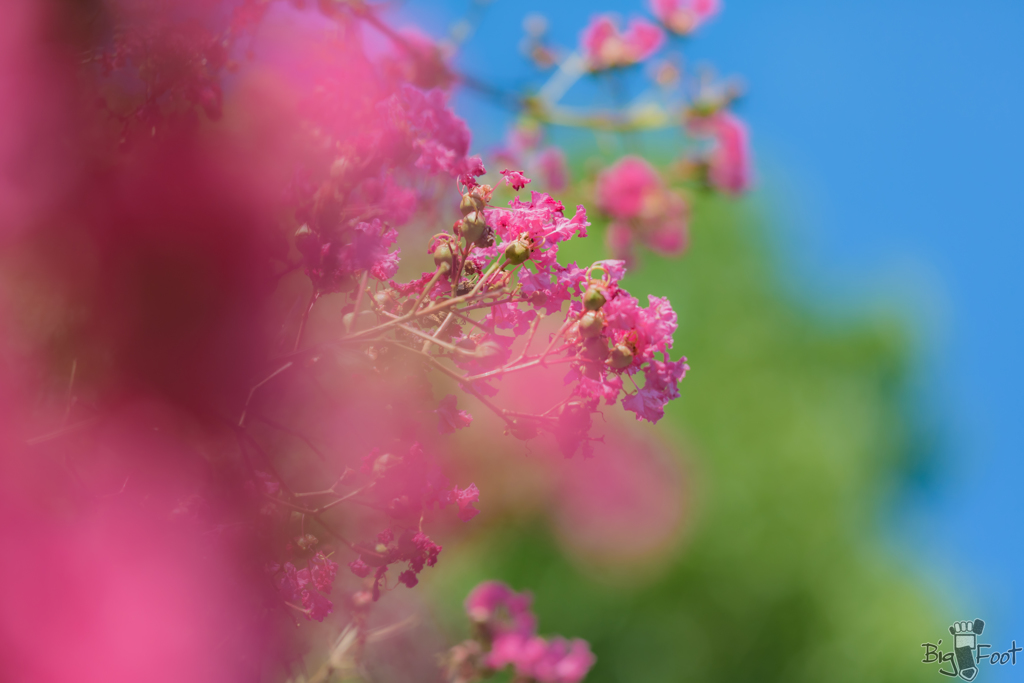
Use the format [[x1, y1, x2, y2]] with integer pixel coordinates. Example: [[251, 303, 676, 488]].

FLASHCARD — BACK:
[[504, 240, 530, 265], [609, 343, 634, 369], [578, 311, 604, 339], [461, 211, 487, 243], [583, 286, 606, 311], [433, 243, 454, 271], [507, 418, 538, 441], [459, 193, 483, 216]]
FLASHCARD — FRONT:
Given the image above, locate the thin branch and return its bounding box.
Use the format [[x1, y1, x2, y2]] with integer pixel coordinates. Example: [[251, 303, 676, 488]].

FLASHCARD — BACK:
[[512, 315, 543, 365], [421, 311, 455, 353], [62, 359, 77, 427], [396, 322, 473, 355], [251, 413, 328, 462], [294, 288, 319, 352], [238, 362, 294, 427]]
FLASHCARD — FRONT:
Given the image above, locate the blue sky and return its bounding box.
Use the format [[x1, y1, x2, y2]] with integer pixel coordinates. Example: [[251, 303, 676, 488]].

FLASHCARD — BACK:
[[393, 0, 1024, 668]]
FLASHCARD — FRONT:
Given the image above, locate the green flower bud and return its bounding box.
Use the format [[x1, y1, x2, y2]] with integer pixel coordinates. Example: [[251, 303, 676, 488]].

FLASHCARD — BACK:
[[609, 343, 634, 369], [504, 240, 531, 265], [583, 286, 606, 311], [433, 243, 454, 271], [578, 311, 604, 339], [459, 193, 483, 216], [507, 418, 538, 441], [461, 211, 487, 243]]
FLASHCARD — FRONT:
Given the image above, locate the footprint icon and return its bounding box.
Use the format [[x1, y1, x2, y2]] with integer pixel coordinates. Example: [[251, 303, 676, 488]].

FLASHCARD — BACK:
[[949, 619, 986, 682]]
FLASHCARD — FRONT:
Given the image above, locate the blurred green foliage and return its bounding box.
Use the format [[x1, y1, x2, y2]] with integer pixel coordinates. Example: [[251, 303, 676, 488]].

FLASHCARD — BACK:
[[430, 194, 940, 682]]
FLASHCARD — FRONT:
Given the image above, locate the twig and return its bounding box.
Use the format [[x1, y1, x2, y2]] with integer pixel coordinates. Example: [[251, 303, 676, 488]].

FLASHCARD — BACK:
[[62, 359, 77, 427], [512, 315, 542, 364], [239, 362, 294, 427], [294, 289, 319, 352], [251, 413, 328, 462], [396, 322, 473, 355], [422, 311, 455, 352]]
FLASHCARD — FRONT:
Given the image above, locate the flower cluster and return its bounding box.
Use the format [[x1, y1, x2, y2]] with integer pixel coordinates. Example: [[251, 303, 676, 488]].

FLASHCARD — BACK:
[[650, 0, 720, 35], [346, 167, 687, 455], [580, 15, 665, 71], [270, 551, 339, 622], [497, 1, 750, 265], [686, 110, 753, 194], [596, 156, 690, 262], [444, 581, 596, 683]]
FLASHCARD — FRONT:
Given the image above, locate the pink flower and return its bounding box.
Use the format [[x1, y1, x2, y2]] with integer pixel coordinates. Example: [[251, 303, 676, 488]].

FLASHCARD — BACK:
[[309, 552, 338, 593], [300, 587, 334, 622], [596, 157, 689, 260], [538, 147, 569, 192], [621, 356, 689, 422], [595, 156, 662, 219], [650, 0, 721, 35], [464, 581, 537, 636], [486, 633, 596, 683], [381, 27, 453, 90], [450, 483, 481, 521], [688, 112, 752, 194], [348, 558, 371, 578], [580, 15, 665, 71], [436, 394, 473, 433], [531, 638, 597, 683], [500, 168, 531, 191]]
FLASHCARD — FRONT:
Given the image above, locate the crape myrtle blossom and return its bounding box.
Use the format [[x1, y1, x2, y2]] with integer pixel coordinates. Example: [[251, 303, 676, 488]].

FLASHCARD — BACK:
[[363, 169, 687, 461], [580, 15, 665, 71], [493, 120, 571, 193], [595, 155, 689, 262], [650, 0, 721, 35], [501, 168, 532, 191], [686, 110, 753, 194], [444, 581, 596, 683]]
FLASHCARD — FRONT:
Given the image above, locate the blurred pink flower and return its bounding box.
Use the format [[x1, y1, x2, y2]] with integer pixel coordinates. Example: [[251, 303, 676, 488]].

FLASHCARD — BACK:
[[380, 27, 453, 90], [551, 429, 687, 568], [465, 580, 537, 635], [538, 147, 570, 192], [580, 15, 665, 70], [650, 0, 721, 35], [492, 123, 570, 193], [595, 156, 689, 261], [688, 112, 753, 194], [465, 581, 596, 683], [436, 394, 473, 433]]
